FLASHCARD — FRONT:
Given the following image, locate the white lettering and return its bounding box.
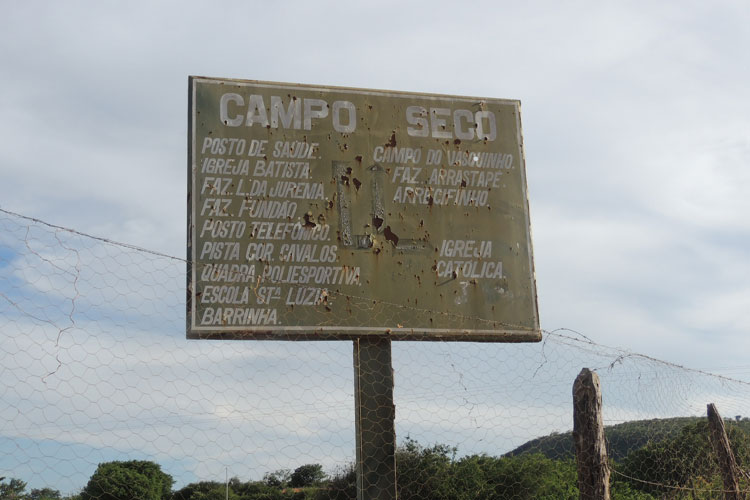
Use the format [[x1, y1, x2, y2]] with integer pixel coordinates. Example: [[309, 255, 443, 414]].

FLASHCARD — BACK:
[[245, 94, 269, 127], [219, 93, 244, 127], [270, 96, 302, 129], [405, 107, 498, 141], [332, 101, 356, 133]]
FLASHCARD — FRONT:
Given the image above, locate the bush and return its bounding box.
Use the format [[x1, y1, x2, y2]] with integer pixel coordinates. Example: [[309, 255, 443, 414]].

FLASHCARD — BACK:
[[79, 460, 173, 500]]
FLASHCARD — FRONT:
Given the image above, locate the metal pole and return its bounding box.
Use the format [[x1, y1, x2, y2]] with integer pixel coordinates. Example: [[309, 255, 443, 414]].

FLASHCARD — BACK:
[[353, 337, 397, 500]]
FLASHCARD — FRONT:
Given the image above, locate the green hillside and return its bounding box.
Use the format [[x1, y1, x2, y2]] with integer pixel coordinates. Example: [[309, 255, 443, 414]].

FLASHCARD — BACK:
[[505, 417, 703, 461]]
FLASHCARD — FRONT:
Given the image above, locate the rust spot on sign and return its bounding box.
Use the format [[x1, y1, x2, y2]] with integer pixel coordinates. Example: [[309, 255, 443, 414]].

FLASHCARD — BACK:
[[303, 212, 316, 228], [383, 226, 399, 246]]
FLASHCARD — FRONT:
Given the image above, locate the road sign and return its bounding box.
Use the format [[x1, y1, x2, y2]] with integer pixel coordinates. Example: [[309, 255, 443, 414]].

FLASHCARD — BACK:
[[187, 77, 540, 341]]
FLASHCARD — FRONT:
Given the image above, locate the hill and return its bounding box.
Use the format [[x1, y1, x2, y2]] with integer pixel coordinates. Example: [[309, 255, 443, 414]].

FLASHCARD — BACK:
[[505, 416, 703, 461]]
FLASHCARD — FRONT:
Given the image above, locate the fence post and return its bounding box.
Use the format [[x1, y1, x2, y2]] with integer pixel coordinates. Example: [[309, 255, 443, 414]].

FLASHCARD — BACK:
[[707, 403, 742, 500], [573, 368, 610, 500]]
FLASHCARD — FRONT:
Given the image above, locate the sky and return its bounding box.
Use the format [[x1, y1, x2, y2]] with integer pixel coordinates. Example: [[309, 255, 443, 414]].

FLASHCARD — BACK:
[[1, 0, 750, 494]]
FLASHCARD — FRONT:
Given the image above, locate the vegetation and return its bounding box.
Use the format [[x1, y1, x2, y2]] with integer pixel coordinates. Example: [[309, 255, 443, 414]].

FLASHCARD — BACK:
[[506, 416, 703, 461], [289, 465, 325, 489], [618, 419, 750, 497], [5, 417, 750, 500], [0, 479, 65, 500], [79, 460, 173, 500]]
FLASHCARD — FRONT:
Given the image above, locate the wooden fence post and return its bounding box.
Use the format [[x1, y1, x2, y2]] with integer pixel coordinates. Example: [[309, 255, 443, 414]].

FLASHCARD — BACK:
[[573, 368, 610, 500], [707, 403, 742, 500]]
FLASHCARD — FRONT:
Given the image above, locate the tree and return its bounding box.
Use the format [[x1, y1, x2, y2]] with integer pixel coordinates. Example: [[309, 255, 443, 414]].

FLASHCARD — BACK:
[[171, 481, 241, 500], [618, 419, 750, 497], [79, 461, 173, 500], [289, 464, 325, 488], [395, 439, 454, 500], [319, 439, 581, 500], [444, 453, 579, 500], [232, 478, 284, 500], [174, 479, 290, 500], [609, 482, 657, 499], [262, 470, 291, 488], [29, 488, 61, 500], [317, 465, 355, 500], [0, 478, 28, 499]]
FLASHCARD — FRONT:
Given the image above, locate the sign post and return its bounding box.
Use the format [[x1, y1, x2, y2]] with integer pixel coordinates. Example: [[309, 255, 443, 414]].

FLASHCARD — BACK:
[[187, 77, 541, 499], [353, 337, 396, 500]]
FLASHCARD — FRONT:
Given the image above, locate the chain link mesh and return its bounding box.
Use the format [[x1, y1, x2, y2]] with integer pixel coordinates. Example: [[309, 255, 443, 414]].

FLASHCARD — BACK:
[[2, 208, 750, 499]]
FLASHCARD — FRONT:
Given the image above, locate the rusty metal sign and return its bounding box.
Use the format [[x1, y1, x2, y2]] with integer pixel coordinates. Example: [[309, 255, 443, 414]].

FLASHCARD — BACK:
[[187, 77, 540, 341]]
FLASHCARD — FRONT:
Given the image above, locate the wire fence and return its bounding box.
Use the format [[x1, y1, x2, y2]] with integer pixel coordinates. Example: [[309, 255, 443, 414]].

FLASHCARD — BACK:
[[2, 207, 750, 499]]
